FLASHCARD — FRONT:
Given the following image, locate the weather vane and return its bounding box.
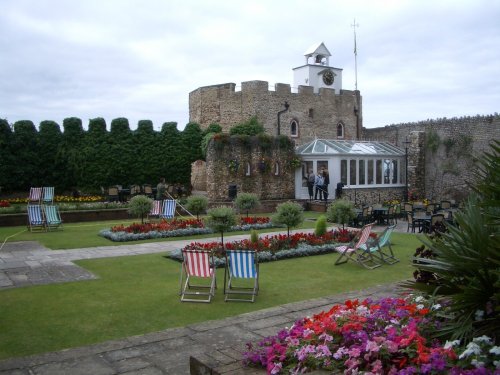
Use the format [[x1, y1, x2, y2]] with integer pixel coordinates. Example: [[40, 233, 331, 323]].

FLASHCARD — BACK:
[[351, 19, 359, 91]]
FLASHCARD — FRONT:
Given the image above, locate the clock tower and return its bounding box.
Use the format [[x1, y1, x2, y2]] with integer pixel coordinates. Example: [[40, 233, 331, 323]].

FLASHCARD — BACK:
[[293, 42, 343, 94]]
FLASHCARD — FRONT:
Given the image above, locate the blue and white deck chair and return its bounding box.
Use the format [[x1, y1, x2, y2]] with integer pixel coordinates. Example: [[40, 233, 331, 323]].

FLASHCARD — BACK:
[[224, 250, 259, 302], [27, 205, 46, 232], [43, 205, 63, 231], [160, 199, 176, 219], [42, 187, 54, 204], [28, 187, 42, 204], [148, 200, 162, 220], [359, 224, 398, 264], [179, 249, 216, 303]]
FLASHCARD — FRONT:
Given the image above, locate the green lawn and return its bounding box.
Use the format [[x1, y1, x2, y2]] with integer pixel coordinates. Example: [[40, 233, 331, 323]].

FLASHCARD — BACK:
[[0, 230, 421, 360]]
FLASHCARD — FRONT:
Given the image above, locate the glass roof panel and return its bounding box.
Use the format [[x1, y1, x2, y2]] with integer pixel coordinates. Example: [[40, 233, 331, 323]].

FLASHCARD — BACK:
[[296, 139, 405, 156]]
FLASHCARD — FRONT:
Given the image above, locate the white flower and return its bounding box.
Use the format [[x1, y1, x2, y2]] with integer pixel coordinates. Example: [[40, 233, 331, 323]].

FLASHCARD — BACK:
[[475, 310, 484, 321], [416, 304, 425, 310], [459, 342, 482, 359], [415, 296, 425, 303], [494, 360, 500, 369], [473, 335, 492, 345], [431, 303, 441, 310], [471, 359, 485, 368], [490, 346, 500, 355], [444, 340, 461, 349]]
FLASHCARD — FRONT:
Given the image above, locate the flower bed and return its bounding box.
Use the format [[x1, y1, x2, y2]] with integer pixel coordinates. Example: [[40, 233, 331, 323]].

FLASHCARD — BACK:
[[243, 295, 500, 374], [99, 217, 277, 242], [168, 229, 360, 267]]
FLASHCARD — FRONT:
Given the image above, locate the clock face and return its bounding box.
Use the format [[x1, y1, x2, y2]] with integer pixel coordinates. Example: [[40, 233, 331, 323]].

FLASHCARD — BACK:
[[322, 70, 334, 86]]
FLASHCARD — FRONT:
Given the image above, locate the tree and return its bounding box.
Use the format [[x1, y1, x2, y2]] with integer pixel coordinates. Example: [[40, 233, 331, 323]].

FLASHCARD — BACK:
[[229, 116, 265, 136], [59, 117, 85, 191], [234, 193, 260, 217], [11, 120, 39, 189], [271, 201, 304, 237], [127, 195, 153, 224], [0, 119, 14, 191], [82, 118, 108, 191], [205, 206, 237, 249], [186, 195, 208, 219], [315, 215, 328, 236], [326, 199, 357, 229], [38, 121, 62, 189]]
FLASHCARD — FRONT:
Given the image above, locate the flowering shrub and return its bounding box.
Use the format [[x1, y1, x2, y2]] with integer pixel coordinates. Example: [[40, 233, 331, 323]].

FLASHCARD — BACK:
[[4, 195, 104, 204], [0, 200, 10, 207], [240, 217, 270, 225], [110, 218, 205, 233], [243, 295, 500, 374]]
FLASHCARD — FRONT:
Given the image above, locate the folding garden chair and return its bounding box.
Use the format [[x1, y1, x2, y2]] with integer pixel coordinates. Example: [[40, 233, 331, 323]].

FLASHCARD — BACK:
[[148, 200, 162, 220], [224, 250, 259, 302], [334, 222, 381, 269], [43, 205, 63, 231], [179, 249, 216, 303], [42, 186, 54, 204], [27, 205, 46, 232], [28, 187, 42, 204], [160, 199, 176, 219], [359, 224, 399, 264]]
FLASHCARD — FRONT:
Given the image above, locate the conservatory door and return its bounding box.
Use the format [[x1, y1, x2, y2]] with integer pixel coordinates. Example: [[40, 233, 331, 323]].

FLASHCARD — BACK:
[[296, 160, 313, 199]]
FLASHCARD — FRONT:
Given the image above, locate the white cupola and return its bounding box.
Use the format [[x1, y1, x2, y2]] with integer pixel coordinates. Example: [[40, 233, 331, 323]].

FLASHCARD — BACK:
[[293, 42, 343, 94]]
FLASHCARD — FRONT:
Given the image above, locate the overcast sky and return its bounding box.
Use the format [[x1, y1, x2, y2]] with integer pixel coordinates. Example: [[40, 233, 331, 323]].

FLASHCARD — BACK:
[[1, 0, 499, 131]]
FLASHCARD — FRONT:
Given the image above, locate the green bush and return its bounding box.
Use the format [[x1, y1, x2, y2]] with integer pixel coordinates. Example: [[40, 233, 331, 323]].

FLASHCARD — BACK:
[[234, 193, 260, 217], [229, 116, 265, 136], [127, 195, 153, 224], [250, 229, 259, 244], [271, 201, 304, 237], [205, 206, 237, 248], [326, 199, 357, 229], [315, 215, 327, 236], [185, 195, 208, 219]]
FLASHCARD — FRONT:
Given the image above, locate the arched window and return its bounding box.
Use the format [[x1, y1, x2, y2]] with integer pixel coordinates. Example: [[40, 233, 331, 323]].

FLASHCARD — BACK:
[[245, 162, 251, 176], [337, 122, 344, 139], [290, 119, 299, 137], [274, 162, 280, 176]]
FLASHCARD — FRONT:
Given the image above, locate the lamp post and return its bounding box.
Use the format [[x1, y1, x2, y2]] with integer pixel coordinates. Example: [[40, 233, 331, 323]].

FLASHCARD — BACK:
[[277, 101, 290, 136], [403, 136, 411, 202]]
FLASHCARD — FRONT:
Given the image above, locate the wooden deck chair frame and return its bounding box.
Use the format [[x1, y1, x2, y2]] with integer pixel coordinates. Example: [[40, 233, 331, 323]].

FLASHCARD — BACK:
[[42, 186, 54, 204], [43, 205, 63, 231], [27, 204, 46, 232], [334, 222, 380, 269], [29, 187, 43, 204], [179, 249, 216, 303], [360, 225, 399, 265], [224, 250, 259, 302], [160, 199, 176, 219], [148, 200, 162, 220]]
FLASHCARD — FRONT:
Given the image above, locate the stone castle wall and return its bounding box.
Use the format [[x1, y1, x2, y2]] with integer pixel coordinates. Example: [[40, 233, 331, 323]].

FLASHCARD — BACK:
[[189, 81, 362, 145], [205, 135, 296, 202], [363, 115, 500, 201]]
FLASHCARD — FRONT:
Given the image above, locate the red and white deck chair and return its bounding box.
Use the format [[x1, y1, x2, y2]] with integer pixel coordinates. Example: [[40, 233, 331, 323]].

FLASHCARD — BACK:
[[224, 250, 259, 302], [334, 222, 381, 269], [179, 249, 217, 303], [148, 200, 162, 220], [28, 187, 43, 204]]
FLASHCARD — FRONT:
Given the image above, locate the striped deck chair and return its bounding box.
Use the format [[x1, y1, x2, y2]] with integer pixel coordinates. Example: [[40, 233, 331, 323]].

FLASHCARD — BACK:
[[224, 250, 259, 302], [43, 205, 63, 231], [42, 187, 55, 204], [160, 199, 176, 219], [334, 222, 381, 269], [148, 200, 162, 220], [179, 249, 216, 303], [359, 224, 398, 265], [28, 187, 42, 204], [27, 205, 46, 232]]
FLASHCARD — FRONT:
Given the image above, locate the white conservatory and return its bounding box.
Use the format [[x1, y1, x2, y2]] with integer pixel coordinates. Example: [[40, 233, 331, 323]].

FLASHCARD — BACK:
[[295, 139, 406, 200]]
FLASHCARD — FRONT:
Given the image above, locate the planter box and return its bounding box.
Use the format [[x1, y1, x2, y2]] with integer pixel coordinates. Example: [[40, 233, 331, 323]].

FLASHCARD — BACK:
[[0, 209, 131, 227]]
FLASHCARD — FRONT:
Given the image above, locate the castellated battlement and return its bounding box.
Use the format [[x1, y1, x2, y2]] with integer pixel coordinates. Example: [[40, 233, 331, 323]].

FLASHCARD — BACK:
[[189, 80, 361, 144]]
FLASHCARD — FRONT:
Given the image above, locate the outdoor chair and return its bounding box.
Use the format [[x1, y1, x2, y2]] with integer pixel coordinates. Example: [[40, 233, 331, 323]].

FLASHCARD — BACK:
[[440, 200, 451, 209], [426, 204, 436, 215], [360, 206, 372, 226], [406, 212, 422, 233], [107, 187, 119, 202], [359, 225, 399, 264], [224, 250, 259, 302], [148, 200, 162, 220], [403, 203, 413, 220], [43, 205, 63, 231], [130, 185, 142, 196], [142, 184, 153, 198], [42, 186, 55, 204], [423, 213, 445, 233], [28, 187, 43, 204], [27, 204, 46, 232], [381, 205, 396, 225], [334, 222, 381, 269], [160, 199, 176, 219], [179, 249, 216, 303]]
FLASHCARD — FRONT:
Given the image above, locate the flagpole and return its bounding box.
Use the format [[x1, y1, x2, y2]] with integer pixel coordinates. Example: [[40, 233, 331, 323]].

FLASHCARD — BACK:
[[351, 18, 359, 91]]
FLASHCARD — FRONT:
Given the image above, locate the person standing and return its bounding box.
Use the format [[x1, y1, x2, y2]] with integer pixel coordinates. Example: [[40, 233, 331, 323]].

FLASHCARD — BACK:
[[307, 170, 315, 201], [314, 172, 324, 201], [156, 178, 167, 200], [322, 170, 330, 201]]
